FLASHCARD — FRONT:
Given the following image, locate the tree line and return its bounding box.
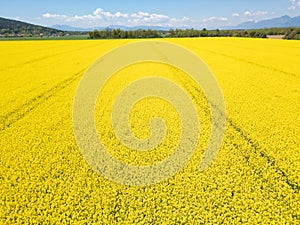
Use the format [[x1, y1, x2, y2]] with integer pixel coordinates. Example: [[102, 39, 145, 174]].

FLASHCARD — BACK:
[[89, 27, 300, 40]]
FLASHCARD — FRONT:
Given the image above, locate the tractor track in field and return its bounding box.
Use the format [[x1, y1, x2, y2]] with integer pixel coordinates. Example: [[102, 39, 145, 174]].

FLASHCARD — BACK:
[[152, 44, 300, 193], [0, 68, 86, 132], [225, 115, 300, 192], [0, 42, 119, 73], [185, 44, 300, 79], [171, 43, 300, 193], [162, 44, 300, 193], [1, 41, 299, 194], [168, 43, 300, 194], [0, 40, 130, 130], [192, 85, 300, 193], [211, 49, 299, 79]]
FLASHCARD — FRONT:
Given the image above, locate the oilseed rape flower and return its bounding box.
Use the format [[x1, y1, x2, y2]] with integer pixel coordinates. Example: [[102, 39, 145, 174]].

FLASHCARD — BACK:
[[0, 38, 299, 224]]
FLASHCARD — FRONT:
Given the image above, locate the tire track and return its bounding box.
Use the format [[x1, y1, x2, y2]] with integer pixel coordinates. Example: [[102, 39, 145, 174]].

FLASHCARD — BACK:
[[0, 42, 105, 73], [169, 43, 300, 192], [225, 115, 300, 192], [189, 85, 300, 193], [163, 42, 300, 193], [0, 68, 86, 132], [0, 40, 130, 131], [185, 44, 299, 79]]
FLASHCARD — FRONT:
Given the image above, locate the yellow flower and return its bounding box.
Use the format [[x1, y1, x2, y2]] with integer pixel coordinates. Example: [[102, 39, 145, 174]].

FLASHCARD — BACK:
[[0, 38, 299, 224]]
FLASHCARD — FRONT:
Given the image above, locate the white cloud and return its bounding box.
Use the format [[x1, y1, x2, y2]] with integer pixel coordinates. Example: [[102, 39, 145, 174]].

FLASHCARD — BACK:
[[77, 8, 170, 23], [115, 12, 128, 18], [202, 16, 228, 23], [42, 8, 175, 27], [228, 10, 272, 25], [244, 11, 268, 16], [288, 0, 300, 9], [244, 11, 252, 16], [40, 7, 270, 29], [131, 12, 150, 18], [42, 13, 67, 19]]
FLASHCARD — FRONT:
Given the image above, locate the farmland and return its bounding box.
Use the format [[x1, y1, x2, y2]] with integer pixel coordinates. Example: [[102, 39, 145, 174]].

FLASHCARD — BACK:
[[0, 38, 299, 224]]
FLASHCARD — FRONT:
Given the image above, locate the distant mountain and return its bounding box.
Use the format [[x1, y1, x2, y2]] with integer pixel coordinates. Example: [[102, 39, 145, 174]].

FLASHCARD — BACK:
[[0, 17, 64, 36], [52, 15, 300, 32], [52, 24, 172, 32], [225, 15, 300, 30], [123, 25, 172, 31], [51, 24, 91, 32]]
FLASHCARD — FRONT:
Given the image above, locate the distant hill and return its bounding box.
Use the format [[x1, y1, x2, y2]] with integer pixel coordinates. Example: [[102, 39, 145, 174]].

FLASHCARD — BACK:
[[115, 25, 172, 31], [51, 24, 172, 32], [225, 15, 300, 30], [0, 17, 86, 37], [51, 24, 91, 32], [53, 15, 300, 32]]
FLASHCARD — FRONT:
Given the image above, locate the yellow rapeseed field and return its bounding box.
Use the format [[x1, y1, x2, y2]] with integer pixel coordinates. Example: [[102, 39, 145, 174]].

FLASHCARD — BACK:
[[0, 38, 299, 224]]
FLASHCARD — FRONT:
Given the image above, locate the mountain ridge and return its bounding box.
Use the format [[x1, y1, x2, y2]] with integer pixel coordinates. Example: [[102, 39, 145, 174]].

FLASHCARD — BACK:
[[223, 15, 300, 30], [52, 15, 300, 31], [51, 24, 173, 32]]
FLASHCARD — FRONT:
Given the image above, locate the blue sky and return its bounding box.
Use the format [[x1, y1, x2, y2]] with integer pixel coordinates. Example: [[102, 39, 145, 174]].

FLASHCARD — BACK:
[[1, 0, 300, 28]]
